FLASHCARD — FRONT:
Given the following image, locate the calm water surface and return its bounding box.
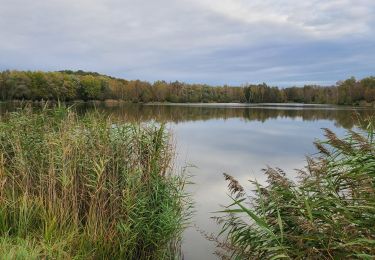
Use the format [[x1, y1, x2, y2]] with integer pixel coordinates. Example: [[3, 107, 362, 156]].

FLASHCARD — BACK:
[[2, 103, 373, 260], [91, 103, 374, 260]]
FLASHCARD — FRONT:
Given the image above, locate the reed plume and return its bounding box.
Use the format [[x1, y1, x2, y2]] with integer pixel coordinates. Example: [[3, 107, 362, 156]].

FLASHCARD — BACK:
[[215, 120, 375, 259]]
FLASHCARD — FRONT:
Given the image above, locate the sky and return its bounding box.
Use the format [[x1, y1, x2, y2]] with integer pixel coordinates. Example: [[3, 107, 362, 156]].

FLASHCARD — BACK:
[[0, 0, 374, 86]]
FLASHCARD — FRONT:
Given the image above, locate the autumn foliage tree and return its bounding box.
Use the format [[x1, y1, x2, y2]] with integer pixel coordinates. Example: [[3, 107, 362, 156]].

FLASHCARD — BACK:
[[0, 70, 374, 105]]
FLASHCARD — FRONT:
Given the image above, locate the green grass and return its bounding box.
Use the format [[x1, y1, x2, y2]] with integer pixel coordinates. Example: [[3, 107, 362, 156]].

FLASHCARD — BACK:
[[0, 106, 191, 259], [216, 120, 375, 259]]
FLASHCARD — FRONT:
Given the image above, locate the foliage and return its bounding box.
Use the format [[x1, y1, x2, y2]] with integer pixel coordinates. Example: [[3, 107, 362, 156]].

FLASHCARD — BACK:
[[0, 70, 374, 105], [216, 120, 375, 259], [0, 106, 191, 259]]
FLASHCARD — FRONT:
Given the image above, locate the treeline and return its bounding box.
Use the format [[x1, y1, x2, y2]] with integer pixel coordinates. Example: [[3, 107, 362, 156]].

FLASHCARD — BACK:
[[0, 70, 374, 105], [244, 77, 375, 105]]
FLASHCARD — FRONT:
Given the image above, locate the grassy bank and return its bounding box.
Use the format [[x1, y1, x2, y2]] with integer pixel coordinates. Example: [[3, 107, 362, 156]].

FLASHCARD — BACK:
[[216, 121, 375, 259], [0, 106, 190, 259]]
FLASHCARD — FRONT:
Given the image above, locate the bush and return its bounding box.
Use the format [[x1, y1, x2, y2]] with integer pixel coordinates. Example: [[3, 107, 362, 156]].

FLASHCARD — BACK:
[[216, 121, 375, 259]]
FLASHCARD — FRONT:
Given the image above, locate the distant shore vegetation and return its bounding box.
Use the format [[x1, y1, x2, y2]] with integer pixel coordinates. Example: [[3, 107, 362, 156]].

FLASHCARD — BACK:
[[0, 70, 374, 106]]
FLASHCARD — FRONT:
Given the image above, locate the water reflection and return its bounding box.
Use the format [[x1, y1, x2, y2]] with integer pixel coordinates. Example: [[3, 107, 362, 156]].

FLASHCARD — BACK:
[[1, 102, 371, 129], [78, 103, 372, 129], [0, 102, 373, 259], [173, 118, 349, 259]]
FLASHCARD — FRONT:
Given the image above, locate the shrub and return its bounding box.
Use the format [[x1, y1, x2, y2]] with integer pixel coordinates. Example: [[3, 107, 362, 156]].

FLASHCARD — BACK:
[[216, 121, 375, 259]]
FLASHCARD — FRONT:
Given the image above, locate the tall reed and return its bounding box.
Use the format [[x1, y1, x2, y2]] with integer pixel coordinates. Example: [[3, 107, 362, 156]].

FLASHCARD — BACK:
[[216, 120, 375, 259], [0, 106, 190, 259]]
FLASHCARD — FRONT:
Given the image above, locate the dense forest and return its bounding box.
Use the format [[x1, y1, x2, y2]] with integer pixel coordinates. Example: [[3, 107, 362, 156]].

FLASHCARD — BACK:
[[0, 70, 374, 105]]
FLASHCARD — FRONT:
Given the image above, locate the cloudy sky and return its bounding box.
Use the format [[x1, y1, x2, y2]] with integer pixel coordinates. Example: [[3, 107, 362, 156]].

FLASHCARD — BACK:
[[0, 0, 374, 86]]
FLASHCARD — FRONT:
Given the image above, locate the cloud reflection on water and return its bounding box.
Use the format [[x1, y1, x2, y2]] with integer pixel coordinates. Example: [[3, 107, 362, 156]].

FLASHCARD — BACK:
[[173, 117, 348, 259]]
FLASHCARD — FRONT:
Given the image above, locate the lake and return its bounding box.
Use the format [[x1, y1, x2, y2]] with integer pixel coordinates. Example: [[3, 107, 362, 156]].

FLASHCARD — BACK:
[[1, 102, 373, 259]]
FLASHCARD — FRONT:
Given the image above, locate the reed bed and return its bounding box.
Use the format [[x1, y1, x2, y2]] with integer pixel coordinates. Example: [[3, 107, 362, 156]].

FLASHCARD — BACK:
[[216, 120, 375, 259], [0, 106, 190, 259]]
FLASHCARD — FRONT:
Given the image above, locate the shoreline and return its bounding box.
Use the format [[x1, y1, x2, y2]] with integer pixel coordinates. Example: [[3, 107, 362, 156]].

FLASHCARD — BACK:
[[1, 99, 374, 109]]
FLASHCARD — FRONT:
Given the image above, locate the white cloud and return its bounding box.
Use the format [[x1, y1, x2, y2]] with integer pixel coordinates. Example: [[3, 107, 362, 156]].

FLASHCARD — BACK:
[[190, 0, 374, 38]]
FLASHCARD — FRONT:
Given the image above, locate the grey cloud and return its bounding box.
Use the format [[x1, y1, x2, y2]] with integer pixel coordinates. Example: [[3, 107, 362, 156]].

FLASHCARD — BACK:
[[0, 0, 374, 85]]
